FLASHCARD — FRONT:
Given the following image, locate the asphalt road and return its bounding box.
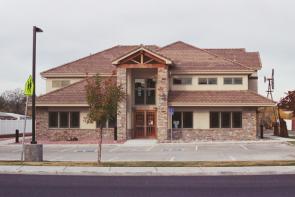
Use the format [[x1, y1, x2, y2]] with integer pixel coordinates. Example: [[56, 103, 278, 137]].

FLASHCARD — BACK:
[[0, 174, 295, 197]]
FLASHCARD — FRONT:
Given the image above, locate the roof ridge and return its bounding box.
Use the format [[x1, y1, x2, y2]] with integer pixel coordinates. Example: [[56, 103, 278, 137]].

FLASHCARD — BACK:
[[204, 48, 246, 51], [159, 41, 254, 71], [41, 45, 121, 76], [38, 78, 87, 99]]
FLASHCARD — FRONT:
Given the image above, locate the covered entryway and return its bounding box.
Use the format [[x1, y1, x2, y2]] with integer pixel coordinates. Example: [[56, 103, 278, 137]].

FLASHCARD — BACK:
[[134, 110, 156, 138]]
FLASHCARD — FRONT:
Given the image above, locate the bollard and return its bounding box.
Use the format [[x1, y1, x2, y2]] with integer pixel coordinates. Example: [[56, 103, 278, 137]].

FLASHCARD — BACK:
[[260, 124, 264, 139], [15, 129, 19, 143], [114, 126, 117, 141]]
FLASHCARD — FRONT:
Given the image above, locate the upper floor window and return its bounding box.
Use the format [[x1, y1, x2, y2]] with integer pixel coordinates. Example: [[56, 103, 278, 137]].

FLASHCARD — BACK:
[[173, 78, 192, 85], [134, 78, 156, 105], [198, 78, 217, 85], [52, 80, 70, 88], [224, 77, 243, 85]]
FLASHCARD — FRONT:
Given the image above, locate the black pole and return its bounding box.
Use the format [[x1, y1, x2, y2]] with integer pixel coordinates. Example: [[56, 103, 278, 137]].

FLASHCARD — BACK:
[[31, 26, 43, 144], [15, 129, 19, 143]]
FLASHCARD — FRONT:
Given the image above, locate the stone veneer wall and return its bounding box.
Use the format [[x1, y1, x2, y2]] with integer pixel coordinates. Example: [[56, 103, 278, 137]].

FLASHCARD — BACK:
[[157, 67, 169, 142], [116, 67, 127, 141], [167, 109, 257, 142], [36, 108, 116, 142]]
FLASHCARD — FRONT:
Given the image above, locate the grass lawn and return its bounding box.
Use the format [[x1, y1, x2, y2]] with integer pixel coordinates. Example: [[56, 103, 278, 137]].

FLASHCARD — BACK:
[[1, 160, 295, 167]]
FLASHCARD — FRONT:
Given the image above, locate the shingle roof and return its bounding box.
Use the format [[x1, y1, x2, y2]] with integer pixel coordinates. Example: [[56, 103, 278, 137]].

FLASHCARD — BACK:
[[36, 79, 88, 105], [41, 41, 261, 76], [41, 45, 159, 77], [157, 41, 253, 72], [205, 48, 261, 69], [168, 90, 275, 106]]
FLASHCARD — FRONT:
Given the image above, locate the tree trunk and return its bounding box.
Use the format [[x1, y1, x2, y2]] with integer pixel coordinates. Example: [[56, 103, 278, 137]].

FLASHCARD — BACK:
[[279, 118, 289, 137], [97, 127, 103, 163]]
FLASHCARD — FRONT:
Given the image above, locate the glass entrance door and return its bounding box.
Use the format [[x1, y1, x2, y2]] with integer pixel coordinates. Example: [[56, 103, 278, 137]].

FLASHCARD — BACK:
[[134, 110, 156, 138]]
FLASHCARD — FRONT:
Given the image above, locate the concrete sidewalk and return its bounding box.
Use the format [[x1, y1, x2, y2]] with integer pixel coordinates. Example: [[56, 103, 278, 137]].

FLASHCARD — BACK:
[[1, 165, 295, 176]]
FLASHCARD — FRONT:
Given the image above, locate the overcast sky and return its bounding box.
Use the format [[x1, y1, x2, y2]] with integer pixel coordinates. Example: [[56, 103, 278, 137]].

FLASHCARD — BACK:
[[0, 0, 294, 100]]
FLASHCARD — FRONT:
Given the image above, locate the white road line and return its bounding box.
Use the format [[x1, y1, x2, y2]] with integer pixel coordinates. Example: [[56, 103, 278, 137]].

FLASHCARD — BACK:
[[229, 156, 236, 161], [170, 156, 175, 161], [109, 146, 120, 152], [239, 144, 249, 150], [195, 145, 198, 152], [60, 148, 73, 152], [145, 146, 154, 152]]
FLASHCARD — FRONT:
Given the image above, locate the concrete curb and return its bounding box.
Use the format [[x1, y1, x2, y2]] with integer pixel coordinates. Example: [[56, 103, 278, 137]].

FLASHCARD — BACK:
[[1, 166, 295, 176]]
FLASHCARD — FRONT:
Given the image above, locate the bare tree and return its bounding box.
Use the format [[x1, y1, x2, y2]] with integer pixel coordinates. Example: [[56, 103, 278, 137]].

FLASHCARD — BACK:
[[1, 88, 26, 114]]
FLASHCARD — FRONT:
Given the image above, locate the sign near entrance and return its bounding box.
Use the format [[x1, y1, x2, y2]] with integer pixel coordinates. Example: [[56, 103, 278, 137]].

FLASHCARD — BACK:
[[168, 107, 174, 116], [24, 75, 34, 96]]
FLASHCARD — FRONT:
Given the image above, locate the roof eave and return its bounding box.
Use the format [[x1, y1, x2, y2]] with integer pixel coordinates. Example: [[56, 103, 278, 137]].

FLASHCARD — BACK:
[[168, 102, 276, 107], [34, 103, 89, 107], [41, 73, 114, 78]]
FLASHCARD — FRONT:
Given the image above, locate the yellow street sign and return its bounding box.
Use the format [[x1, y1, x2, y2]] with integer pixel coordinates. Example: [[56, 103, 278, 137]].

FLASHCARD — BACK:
[[24, 75, 34, 96]]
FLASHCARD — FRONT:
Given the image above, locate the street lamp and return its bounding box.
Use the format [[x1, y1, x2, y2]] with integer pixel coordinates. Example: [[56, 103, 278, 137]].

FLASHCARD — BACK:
[[31, 26, 43, 144]]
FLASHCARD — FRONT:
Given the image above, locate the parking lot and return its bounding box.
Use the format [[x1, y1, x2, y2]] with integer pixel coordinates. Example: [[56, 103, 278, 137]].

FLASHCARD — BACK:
[[1, 141, 295, 162]]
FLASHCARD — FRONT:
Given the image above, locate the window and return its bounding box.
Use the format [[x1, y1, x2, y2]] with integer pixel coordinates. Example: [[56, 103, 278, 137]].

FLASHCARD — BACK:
[[224, 77, 243, 85], [108, 117, 117, 128], [210, 112, 220, 128], [134, 78, 156, 105], [96, 117, 117, 128], [172, 112, 182, 128], [49, 112, 58, 128], [221, 112, 231, 128], [173, 78, 192, 85], [52, 80, 70, 88], [210, 112, 242, 128], [198, 78, 217, 85], [70, 112, 80, 128], [198, 78, 207, 85], [233, 78, 243, 84], [224, 78, 233, 85], [172, 111, 193, 129], [48, 112, 80, 129], [183, 112, 193, 128], [232, 112, 242, 128], [208, 78, 217, 84], [59, 112, 69, 128]]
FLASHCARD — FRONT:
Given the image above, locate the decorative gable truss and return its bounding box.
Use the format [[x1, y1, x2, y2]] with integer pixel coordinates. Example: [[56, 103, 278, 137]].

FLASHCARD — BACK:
[[112, 46, 172, 66]]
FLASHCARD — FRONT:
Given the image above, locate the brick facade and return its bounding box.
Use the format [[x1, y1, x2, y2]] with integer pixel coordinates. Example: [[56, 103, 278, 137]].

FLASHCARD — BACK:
[[167, 109, 257, 142], [36, 108, 116, 142]]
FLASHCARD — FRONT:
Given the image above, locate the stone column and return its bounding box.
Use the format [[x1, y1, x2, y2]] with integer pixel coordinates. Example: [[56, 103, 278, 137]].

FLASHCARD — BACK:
[[157, 67, 169, 142], [117, 67, 127, 141]]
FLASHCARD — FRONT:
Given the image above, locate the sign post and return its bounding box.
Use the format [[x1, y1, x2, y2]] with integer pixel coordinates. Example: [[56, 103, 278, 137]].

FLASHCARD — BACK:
[[21, 75, 33, 161]]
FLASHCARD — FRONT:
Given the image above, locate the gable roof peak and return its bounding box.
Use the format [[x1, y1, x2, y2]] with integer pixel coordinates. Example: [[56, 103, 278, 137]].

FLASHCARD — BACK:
[[112, 44, 172, 65]]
